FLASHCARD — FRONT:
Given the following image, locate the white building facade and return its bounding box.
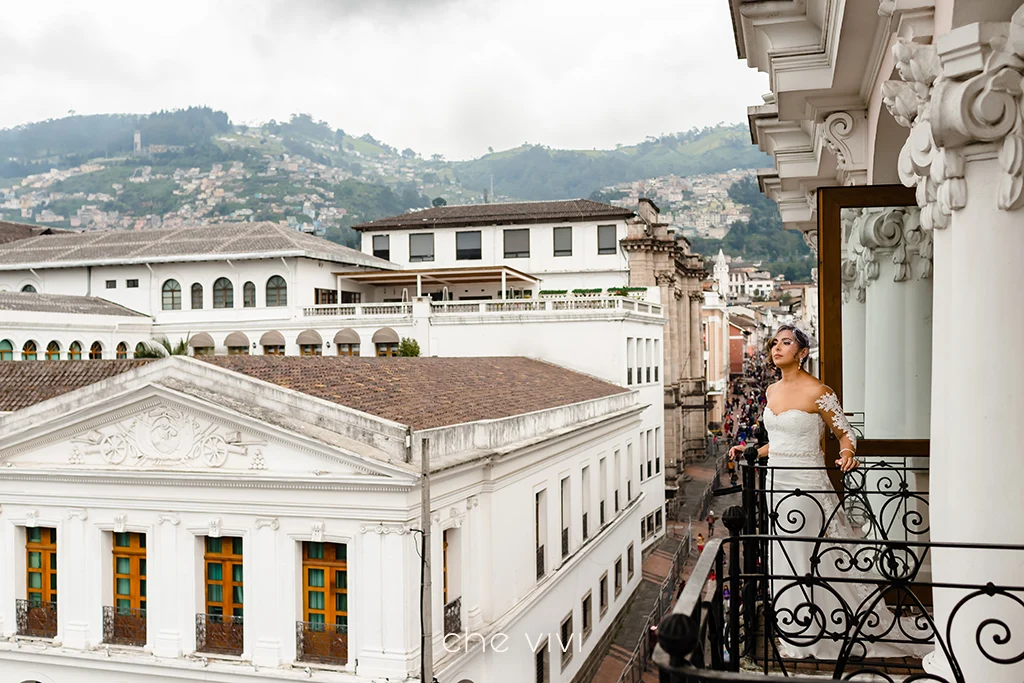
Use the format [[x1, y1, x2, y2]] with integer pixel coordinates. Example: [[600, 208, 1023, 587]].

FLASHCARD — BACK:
[[0, 356, 651, 683]]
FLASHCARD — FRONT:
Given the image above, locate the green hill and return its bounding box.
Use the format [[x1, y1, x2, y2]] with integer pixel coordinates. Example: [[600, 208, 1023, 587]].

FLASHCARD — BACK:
[[452, 125, 771, 200]]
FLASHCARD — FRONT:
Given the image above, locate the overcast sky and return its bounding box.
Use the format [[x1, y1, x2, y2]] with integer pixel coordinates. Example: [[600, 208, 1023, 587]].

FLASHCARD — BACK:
[[0, 0, 767, 160]]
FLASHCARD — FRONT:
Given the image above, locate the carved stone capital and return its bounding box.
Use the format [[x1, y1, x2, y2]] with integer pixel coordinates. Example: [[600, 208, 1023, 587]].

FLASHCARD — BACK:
[[66, 508, 88, 521], [157, 512, 180, 526], [848, 207, 932, 287], [654, 271, 676, 287], [888, 10, 1024, 227], [255, 518, 280, 531]]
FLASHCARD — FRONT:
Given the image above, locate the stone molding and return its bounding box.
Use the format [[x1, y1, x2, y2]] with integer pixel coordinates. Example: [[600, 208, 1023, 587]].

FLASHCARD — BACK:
[[884, 8, 1024, 229], [821, 111, 869, 185], [844, 206, 932, 297]]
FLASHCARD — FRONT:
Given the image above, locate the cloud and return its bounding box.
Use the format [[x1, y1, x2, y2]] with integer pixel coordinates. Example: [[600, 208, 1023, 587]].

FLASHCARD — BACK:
[[0, 0, 768, 159]]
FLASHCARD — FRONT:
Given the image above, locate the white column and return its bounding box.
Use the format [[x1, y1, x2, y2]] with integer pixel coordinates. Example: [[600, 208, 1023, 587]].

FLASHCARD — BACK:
[[60, 512, 90, 649], [465, 497, 485, 632], [249, 520, 282, 667], [0, 517, 12, 636], [887, 17, 1024, 681], [151, 514, 182, 658]]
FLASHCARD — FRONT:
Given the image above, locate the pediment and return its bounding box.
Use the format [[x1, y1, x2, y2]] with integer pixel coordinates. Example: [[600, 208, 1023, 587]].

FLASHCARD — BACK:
[[0, 390, 413, 484]]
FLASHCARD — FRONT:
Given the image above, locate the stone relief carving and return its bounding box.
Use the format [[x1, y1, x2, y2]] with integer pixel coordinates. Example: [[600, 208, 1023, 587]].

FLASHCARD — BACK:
[[803, 229, 819, 256], [654, 272, 676, 287], [209, 518, 222, 538], [70, 404, 265, 469], [157, 512, 180, 525], [311, 521, 325, 542], [360, 523, 411, 535], [25, 510, 39, 527], [255, 518, 280, 531], [884, 9, 1024, 227], [66, 508, 88, 521], [822, 111, 867, 183], [846, 207, 932, 290], [113, 514, 127, 533]]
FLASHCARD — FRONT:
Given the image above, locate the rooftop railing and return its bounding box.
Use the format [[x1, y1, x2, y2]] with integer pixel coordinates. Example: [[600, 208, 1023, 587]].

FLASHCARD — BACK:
[[303, 302, 413, 317], [303, 296, 664, 318]]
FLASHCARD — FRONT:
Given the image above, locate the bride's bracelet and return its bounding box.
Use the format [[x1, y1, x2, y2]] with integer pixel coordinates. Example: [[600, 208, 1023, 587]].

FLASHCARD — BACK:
[[839, 448, 855, 457]]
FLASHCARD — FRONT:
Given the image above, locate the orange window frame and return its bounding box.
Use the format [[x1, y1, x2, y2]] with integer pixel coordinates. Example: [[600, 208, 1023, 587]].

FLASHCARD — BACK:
[[375, 342, 398, 357], [204, 537, 243, 617], [113, 532, 146, 612], [302, 542, 348, 627], [26, 527, 57, 604]]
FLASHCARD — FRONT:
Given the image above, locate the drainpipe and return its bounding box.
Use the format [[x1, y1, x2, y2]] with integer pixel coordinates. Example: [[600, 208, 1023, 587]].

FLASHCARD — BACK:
[[419, 435, 434, 683]]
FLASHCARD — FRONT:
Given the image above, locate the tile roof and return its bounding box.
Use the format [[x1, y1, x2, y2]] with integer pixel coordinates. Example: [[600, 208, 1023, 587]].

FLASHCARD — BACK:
[[0, 222, 398, 271], [0, 291, 149, 317], [200, 355, 628, 429], [352, 199, 634, 231], [0, 360, 153, 412], [0, 221, 59, 245]]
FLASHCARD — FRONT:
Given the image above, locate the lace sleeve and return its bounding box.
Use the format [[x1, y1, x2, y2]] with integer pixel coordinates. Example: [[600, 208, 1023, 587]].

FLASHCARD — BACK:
[[815, 389, 857, 449]]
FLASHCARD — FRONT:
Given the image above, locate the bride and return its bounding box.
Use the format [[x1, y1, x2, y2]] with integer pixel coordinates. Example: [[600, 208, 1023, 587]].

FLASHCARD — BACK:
[[729, 324, 931, 661]]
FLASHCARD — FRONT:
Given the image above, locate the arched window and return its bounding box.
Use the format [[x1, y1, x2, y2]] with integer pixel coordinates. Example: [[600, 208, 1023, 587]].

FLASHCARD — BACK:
[[22, 341, 37, 361], [21, 284, 37, 293], [0, 340, 11, 361], [45, 341, 60, 360], [116, 342, 128, 359], [214, 277, 234, 309], [243, 281, 256, 308], [69, 341, 82, 360], [135, 342, 146, 356], [266, 275, 287, 307], [89, 342, 103, 360], [162, 280, 181, 310], [191, 283, 204, 310], [372, 328, 400, 357]]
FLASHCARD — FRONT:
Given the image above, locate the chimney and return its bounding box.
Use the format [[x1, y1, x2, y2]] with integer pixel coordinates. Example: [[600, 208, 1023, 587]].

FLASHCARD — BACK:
[[638, 197, 660, 225]]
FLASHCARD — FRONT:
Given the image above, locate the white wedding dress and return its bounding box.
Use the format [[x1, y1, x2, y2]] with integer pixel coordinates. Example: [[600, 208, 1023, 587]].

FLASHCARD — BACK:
[[762, 398, 932, 661]]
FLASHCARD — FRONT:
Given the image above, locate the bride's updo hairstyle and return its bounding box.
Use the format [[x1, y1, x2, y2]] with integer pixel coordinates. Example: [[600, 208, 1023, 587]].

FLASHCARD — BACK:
[[767, 324, 811, 369]]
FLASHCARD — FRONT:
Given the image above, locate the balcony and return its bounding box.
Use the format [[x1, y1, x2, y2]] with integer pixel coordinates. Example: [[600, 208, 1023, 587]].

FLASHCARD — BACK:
[[444, 596, 462, 637], [432, 296, 663, 317], [195, 613, 243, 656], [653, 449, 1024, 682], [103, 605, 146, 647], [295, 621, 348, 665], [15, 599, 57, 638], [303, 302, 413, 317]]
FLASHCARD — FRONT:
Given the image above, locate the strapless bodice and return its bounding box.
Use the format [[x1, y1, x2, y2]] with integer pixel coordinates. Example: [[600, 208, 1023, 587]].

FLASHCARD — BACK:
[[763, 406, 826, 463]]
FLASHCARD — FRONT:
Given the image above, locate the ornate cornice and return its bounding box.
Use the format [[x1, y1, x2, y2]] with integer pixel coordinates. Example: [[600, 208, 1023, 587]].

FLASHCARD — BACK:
[[885, 9, 1024, 227]]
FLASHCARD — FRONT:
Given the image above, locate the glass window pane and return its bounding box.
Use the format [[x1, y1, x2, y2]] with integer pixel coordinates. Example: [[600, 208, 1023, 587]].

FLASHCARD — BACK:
[[456, 231, 482, 260], [116, 557, 131, 574], [336, 593, 348, 612], [50, 552, 57, 569], [504, 229, 530, 257], [232, 564, 243, 582], [336, 614, 348, 627], [140, 579, 146, 597], [115, 532, 130, 547], [598, 225, 617, 254], [336, 570, 347, 590], [409, 233, 434, 262], [308, 542, 323, 559], [140, 559, 147, 577], [232, 537, 242, 555], [139, 534, 146, 549], [117, 598, 130, 611], [116, 578, 130, 595], [233, 607, 244, 618], [309, 591, 325, 610], [207, 563, 223, 581], [209, 605, 223, 616], [28, 573, 42, 588], [50, 573, 57, 590], [29, 551, 41, 568], [553, 227, 572, 256], [310, 613, 325, 624], [208, 584, 223, 603], [28, 592, 41, 603], [336, 544, 347, 561], [206, 537, 221, 553], [308, 568, 324, 588], [28, 528, 41, 543], [232, 586, 244, 604]]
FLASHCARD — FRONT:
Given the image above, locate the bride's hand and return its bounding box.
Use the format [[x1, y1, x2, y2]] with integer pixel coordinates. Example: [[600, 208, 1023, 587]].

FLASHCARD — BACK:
[[836, 452, 859, 472], [728, 444, 744, 460]]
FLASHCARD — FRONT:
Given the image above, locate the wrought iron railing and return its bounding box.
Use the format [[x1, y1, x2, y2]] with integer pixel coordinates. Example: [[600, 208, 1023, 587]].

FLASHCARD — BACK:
[[536, 544, 545, 580], [653, 445, 1024, 682], [103, 605, 146, 647], [444, 596, 462, 636], [295, 620, 348, 665], [195, 613, 243, 655], [15, 598, 57, 638]]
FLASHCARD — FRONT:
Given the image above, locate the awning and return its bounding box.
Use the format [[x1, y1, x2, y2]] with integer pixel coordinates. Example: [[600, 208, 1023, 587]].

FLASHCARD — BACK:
[[188, 332, 215, 348], [259, 330, 286, 346], [371, 327, 400, 344], [333, 265, 539, 287], [334, 328, 360, 344], [296, 329, 323, 345], [224, 331, 249, 347]]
